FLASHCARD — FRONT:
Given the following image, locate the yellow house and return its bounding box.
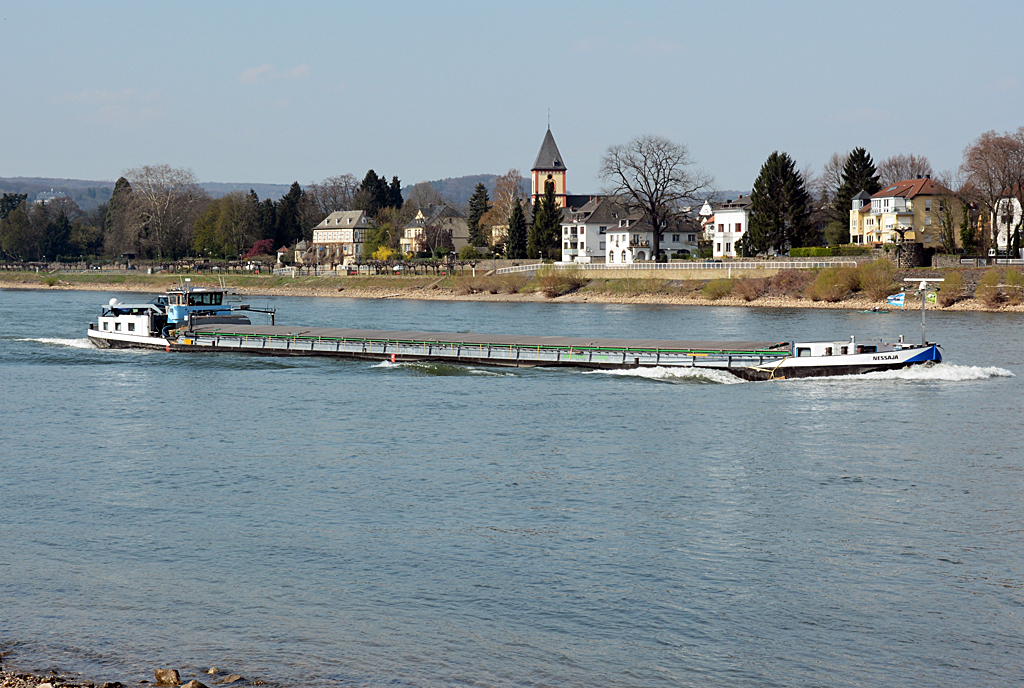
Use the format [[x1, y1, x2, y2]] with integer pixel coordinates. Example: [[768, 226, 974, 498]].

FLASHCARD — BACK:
[[849, 176, 959, 248]]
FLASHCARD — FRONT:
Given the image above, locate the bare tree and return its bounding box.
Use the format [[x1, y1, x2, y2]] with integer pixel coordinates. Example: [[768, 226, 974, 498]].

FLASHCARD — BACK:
[[480, 169, 524, 246], [124, 164, 208, 259], [934, 170, 965, 254], [812, 151, 847, 204], [960, 130, 1024, 254], [877, 153, 934, 187], [405, 181, 445, 210], [599, 135, 714, 261]]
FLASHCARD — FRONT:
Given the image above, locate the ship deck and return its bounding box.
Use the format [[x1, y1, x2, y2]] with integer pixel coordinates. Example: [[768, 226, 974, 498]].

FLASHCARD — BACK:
[[173, 324, 791, 370]]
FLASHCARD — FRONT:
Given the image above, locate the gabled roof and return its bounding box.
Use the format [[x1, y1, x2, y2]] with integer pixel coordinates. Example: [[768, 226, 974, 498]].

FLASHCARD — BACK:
[[403, 204, 464, 229], [532, 128, 565, 171], [315, 210, 373, 229], [853, 190, 872, 200], [872, 177, 944, 200]]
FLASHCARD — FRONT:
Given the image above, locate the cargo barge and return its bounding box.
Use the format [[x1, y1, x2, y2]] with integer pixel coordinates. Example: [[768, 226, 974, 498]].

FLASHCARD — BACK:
[[86, 281, 942, 381]]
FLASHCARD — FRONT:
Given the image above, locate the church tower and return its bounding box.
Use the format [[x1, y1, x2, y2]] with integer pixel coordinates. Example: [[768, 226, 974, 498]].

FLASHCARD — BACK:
[[531, 128, 567, 208]]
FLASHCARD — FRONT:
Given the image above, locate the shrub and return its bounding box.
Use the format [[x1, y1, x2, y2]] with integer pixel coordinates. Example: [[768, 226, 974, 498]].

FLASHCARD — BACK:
[[701, 278, 733, 300], [42, 276, 59, 287], [805, 268, 851, 302], [938, 270, 965, 307], [976, 269, 1004, 307], [537, 266, 588, 298], [858, 258, 897, 301], [1006, 268, 1024, 305], [789, 245, 872, 258], [768, 269, 813, 297], [500, 275, 528, 294], [733, 277, 767, 301]]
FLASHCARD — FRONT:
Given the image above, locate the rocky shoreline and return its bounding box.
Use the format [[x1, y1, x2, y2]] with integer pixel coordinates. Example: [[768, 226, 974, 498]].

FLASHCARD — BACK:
[[0, 667, 254, 688], [3, 276, 1023, 312]]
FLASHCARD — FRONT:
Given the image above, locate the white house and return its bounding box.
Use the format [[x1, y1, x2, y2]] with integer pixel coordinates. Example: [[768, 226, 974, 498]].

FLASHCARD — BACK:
[[709, 196, 751, 258], [312, 210, 374, 265], [561, 197, 699, 264], [994, 192, 1023, 256]]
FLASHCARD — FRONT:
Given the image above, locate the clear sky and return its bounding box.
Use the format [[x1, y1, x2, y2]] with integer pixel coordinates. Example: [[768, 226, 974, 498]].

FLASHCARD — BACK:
[[2, 0, 1022, 193]]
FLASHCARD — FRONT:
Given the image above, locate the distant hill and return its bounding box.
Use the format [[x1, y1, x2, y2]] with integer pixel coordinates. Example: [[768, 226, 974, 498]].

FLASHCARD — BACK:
[[0, 176, 291, 212], [199, 182, 291, 201], [402, 174, 531, 207]]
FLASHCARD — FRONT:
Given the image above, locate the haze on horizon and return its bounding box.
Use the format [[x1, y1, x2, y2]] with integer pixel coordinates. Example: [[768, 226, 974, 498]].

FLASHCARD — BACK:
[[2, 0, 1021, 193]]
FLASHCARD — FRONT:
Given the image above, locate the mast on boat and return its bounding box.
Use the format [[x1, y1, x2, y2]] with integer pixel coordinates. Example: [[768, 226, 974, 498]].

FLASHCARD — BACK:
[[904, 278, 944, 345]]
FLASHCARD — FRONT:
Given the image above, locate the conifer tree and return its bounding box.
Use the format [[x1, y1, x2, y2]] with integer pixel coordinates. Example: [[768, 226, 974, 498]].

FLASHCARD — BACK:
[[832, 147, 881, 225], [274, 182, 304, 247], [507, 198, 527, 258], [389, 176, 403, 210], [467, 182, 491, 246], [527, 181, 561, 259], [747, 151, 813, 254]]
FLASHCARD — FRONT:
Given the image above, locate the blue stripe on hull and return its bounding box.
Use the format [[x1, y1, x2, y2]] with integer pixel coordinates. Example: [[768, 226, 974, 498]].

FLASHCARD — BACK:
[[906, 345, 941, 364]]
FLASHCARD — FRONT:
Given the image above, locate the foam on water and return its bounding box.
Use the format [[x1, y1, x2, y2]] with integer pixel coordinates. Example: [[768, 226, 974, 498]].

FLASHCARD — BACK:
[[17, 337, 95, 349], [791, 362, 1015, 383], [585, 365, 745, 384]]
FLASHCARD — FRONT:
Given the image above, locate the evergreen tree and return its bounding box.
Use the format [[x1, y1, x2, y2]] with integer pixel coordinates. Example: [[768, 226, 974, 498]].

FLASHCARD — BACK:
[[274, 182, 304, 247], [42, 210, 72, 260], [389, 176, 403, 210], [258, 197, 277, 242], [527, 181, 561, 259], [1, 193, 27, 221], [507, 198, 527, 258], [467, 182, 491, 246], [832, 147, 881, 225], [747, 151, 813, 254]]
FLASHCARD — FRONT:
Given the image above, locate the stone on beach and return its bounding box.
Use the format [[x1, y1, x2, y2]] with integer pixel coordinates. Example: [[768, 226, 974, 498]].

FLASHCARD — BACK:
[[153, 669, 180, 686], [181, 681, 206, 688], [216, 676, 242, 685]]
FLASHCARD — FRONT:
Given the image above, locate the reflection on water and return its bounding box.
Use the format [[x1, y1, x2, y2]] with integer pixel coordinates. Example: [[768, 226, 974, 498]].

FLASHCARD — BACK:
[[1, 289, 1022, 688]]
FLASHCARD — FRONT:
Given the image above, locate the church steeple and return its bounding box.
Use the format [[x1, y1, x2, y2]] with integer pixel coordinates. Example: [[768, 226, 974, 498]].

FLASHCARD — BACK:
[[531, 127, 567, 207]]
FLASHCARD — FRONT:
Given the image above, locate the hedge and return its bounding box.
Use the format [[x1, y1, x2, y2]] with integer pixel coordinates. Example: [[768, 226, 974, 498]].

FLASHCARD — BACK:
[[789, 245, 871, 257]]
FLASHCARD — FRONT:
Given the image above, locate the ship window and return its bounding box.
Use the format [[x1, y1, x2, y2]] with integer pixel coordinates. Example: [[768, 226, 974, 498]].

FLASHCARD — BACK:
[[128, 323, 135, 332], [103, 322, 108, 330], [115, 323, 121, 331], [796, 347, 811, 357], [861, 345, 876, 353]]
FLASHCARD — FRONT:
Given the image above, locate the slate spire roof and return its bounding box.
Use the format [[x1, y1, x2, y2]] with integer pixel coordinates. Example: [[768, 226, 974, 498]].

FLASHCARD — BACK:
[[532, 128, 565, 171]]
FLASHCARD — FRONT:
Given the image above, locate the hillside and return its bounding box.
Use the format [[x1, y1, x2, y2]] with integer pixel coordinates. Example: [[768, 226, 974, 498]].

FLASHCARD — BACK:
[[403, 174, 530, 207], [0, 177, 291, 212]]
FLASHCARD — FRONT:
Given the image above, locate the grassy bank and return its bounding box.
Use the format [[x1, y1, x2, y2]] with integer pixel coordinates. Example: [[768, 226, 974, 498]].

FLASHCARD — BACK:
[[2, 264, 1022, 311]]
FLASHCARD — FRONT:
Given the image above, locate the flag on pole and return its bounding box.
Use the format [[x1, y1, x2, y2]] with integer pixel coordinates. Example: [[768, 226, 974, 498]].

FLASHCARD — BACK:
[[926, 291, 937, 304], [886, 292, 905, 307]]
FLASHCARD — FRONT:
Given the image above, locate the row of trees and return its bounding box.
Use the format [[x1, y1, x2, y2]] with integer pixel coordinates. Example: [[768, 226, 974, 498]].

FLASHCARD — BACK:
[[0, 166, 411, 263]]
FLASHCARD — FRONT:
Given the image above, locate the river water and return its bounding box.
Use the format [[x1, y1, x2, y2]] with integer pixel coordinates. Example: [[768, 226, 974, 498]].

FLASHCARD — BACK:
[[1, 288, 1022, 687]]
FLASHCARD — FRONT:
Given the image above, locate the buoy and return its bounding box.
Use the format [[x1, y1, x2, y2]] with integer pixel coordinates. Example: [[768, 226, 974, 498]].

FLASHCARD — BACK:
[[391, 353, 396, 363], [165, 345, 170, 352]]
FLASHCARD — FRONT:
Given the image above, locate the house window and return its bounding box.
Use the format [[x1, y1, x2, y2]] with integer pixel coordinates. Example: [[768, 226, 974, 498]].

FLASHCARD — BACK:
[[600, 241, 605, 250], [609, 252, 614, 262], [579, 242, 584, 250], [716, 242, 721, 252], [718, 223, 724, 232], [735, 223, 742, 232], [672, 234, 680, 242], [925, 200, 931, 212], [925, 217, 931, 225], [564, 228, 569, 235], [621, 250, 627, 262], [564, 242, 569, 249], [725, 242, 731, 253], [688, 234, 695, 242]]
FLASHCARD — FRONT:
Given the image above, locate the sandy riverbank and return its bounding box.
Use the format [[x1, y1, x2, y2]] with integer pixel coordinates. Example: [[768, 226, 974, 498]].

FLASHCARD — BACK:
[[2, 273, 1023, 312]]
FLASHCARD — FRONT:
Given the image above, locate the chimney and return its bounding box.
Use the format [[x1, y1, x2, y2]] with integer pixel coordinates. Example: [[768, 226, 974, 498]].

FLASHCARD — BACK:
[[916, 175, 922, 179], [925, 174, 931, 179]]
